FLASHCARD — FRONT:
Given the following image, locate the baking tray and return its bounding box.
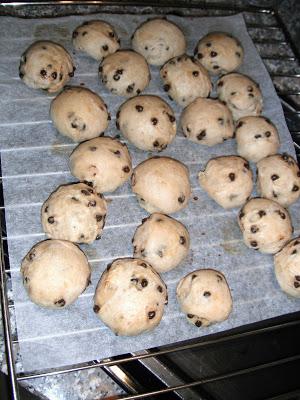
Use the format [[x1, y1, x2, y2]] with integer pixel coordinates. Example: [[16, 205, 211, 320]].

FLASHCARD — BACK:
[[1, 2, 300, 400]]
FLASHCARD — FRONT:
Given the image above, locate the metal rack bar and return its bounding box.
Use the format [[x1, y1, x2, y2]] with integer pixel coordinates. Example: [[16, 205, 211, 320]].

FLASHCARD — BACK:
[[1, 2, 300, 400]]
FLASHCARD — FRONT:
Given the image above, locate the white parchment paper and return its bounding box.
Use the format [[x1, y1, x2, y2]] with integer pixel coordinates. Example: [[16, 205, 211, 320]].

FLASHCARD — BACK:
[[1, 12, 300, 373]]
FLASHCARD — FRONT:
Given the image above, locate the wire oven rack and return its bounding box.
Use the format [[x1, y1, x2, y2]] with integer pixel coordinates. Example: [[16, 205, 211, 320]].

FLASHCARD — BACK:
[[1, 1, 300, 399]]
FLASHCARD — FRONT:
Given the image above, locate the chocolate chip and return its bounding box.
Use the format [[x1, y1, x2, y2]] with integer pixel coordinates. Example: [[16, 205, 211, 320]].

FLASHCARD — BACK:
[[191, 274, 197, 280], [203, 291, 211, 297], [81, 189, 91, 196], [294, 240, 300, 246], [102, 44, 109, 51], [229, 173, 235, 181], [210, 51, 217, 57], [113, 150, 121, 156], [157, 250, 163, 258], [88, 200, 96, 207], [136, 105, 143, 112], [140, 262, 147, 268], [282, 153, 289, 162], [93, 305, 100, 313], [192, 70, 199, 77], [96, 215, 103, 222], [270, 174, 279, 181], [236, 51, 241, 57], [206, 42, 212, 47], [213, 65, 219, 70], [163, 83, 171, 93], [273, 191, 278, 198], [292, 249, 297, 255], [231, 92, 236, 96], [295, 275, 300, 280], [187, 314, 194, 318], [294, 281, 300, 288], [179, 236, 186, 245], [28, 252, 35, 261], [265, 131, 271, 137], [109, 31, 115, 38], [216, 274, 223, 282], [178, 195, 185, 203], [98, 65, 103, 73], [248, 93, 254, 98], [151, 118, 158, 125], [251, 225, 259, 233], [48, 216, 54, 224], [136, 89, 141, 94], [195, 320, 202, 327], [68, 71, 74, 77], [141, 279, 148, 287], [148, 311, 156, 319], [258, 210, 266, 217], [59, 73, 63, 81], [123, 166, 130, 173], [44, 206, 48, 213], [244, 162, 250, 170], [127, 84, 134, 93], [107, 114, 111, 121], [113, 73, 120, 81], [157, 285, 163, 293], [197, 130, 206, 140], [218, 118, 224, 125], [168, 114, 175, 123], [239, 211, 245, 219], [51, 71, 57, 80], [292, 185, 299, 192], [131, 277, 139, 284], [153, 140, 160, 147], [197, 53, 203, 59], [40, 69, 47, 77], [217, 80, 223, 87], [250, 241, 258, 247], [55, 299, 65, 307], [255, 134, 262, 139]]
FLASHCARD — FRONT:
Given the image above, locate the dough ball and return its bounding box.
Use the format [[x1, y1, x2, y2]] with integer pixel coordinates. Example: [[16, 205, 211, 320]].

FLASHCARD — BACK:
[[19, 40, 75, 93], [235, 116, 280, 162], [257, 153, 300, 207], [238, 197, 293, 254], [93, 258, 168, 336], [72, 20, 120, 61], [21, 239, 91, 308], [181, 97, 234, 146], [69, 136, 132, 193], [99, 50, 150, 97], [217, 73, 263, 121], [131, 156, 191, 214], [50, 86, 109, 142], [41, 183, 107, 244], [131, 18, 186, 66], [274, 237, 300, 298], [195, 32, 244, 75], [176, 269, 232, 327], [160, 55, 212, 107], [132, 213, 190, 273], [198, 156, 253, 209], [117, 95, 176, 151]]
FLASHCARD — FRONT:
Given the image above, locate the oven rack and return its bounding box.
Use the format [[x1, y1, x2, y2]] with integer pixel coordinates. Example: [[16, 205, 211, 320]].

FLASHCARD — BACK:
[[1, 2, 300, 399]]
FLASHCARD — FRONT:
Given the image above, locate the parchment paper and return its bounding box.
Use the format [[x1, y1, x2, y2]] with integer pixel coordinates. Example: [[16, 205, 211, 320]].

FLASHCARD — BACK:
[[1, 12, 299, 373]]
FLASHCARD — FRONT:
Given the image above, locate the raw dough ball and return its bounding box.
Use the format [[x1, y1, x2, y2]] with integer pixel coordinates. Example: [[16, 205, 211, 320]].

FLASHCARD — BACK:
[[19, 40, 75, 93], [93, 258, 168, 336], [132, 213, 190, 273], [41, 183, 107, 244], [131, 156, 191, 214], [198, 156, 253, 209], [72, 20, 120, 61], [99, 50, 150, 97], [257, 153, 300, 207], [238, 197, 293, 254], [160, 55, 212, 107], [69, 136, 132, 193], [195, 32, 244, 75], [50, 86, 109, 142], [235, 116, 280, 162], [131, 18, 186, 66], [217, 73, 263, 121], [21, 239, 91, 308], [181, 97, 234, 146], [117, 95, 176, 151], [176, 269, 232, 327], [274, 237, 300, 298]]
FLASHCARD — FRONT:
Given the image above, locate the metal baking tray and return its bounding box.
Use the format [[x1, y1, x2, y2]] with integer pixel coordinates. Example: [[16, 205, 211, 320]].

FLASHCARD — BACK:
[[1, 2, 300, 399]]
